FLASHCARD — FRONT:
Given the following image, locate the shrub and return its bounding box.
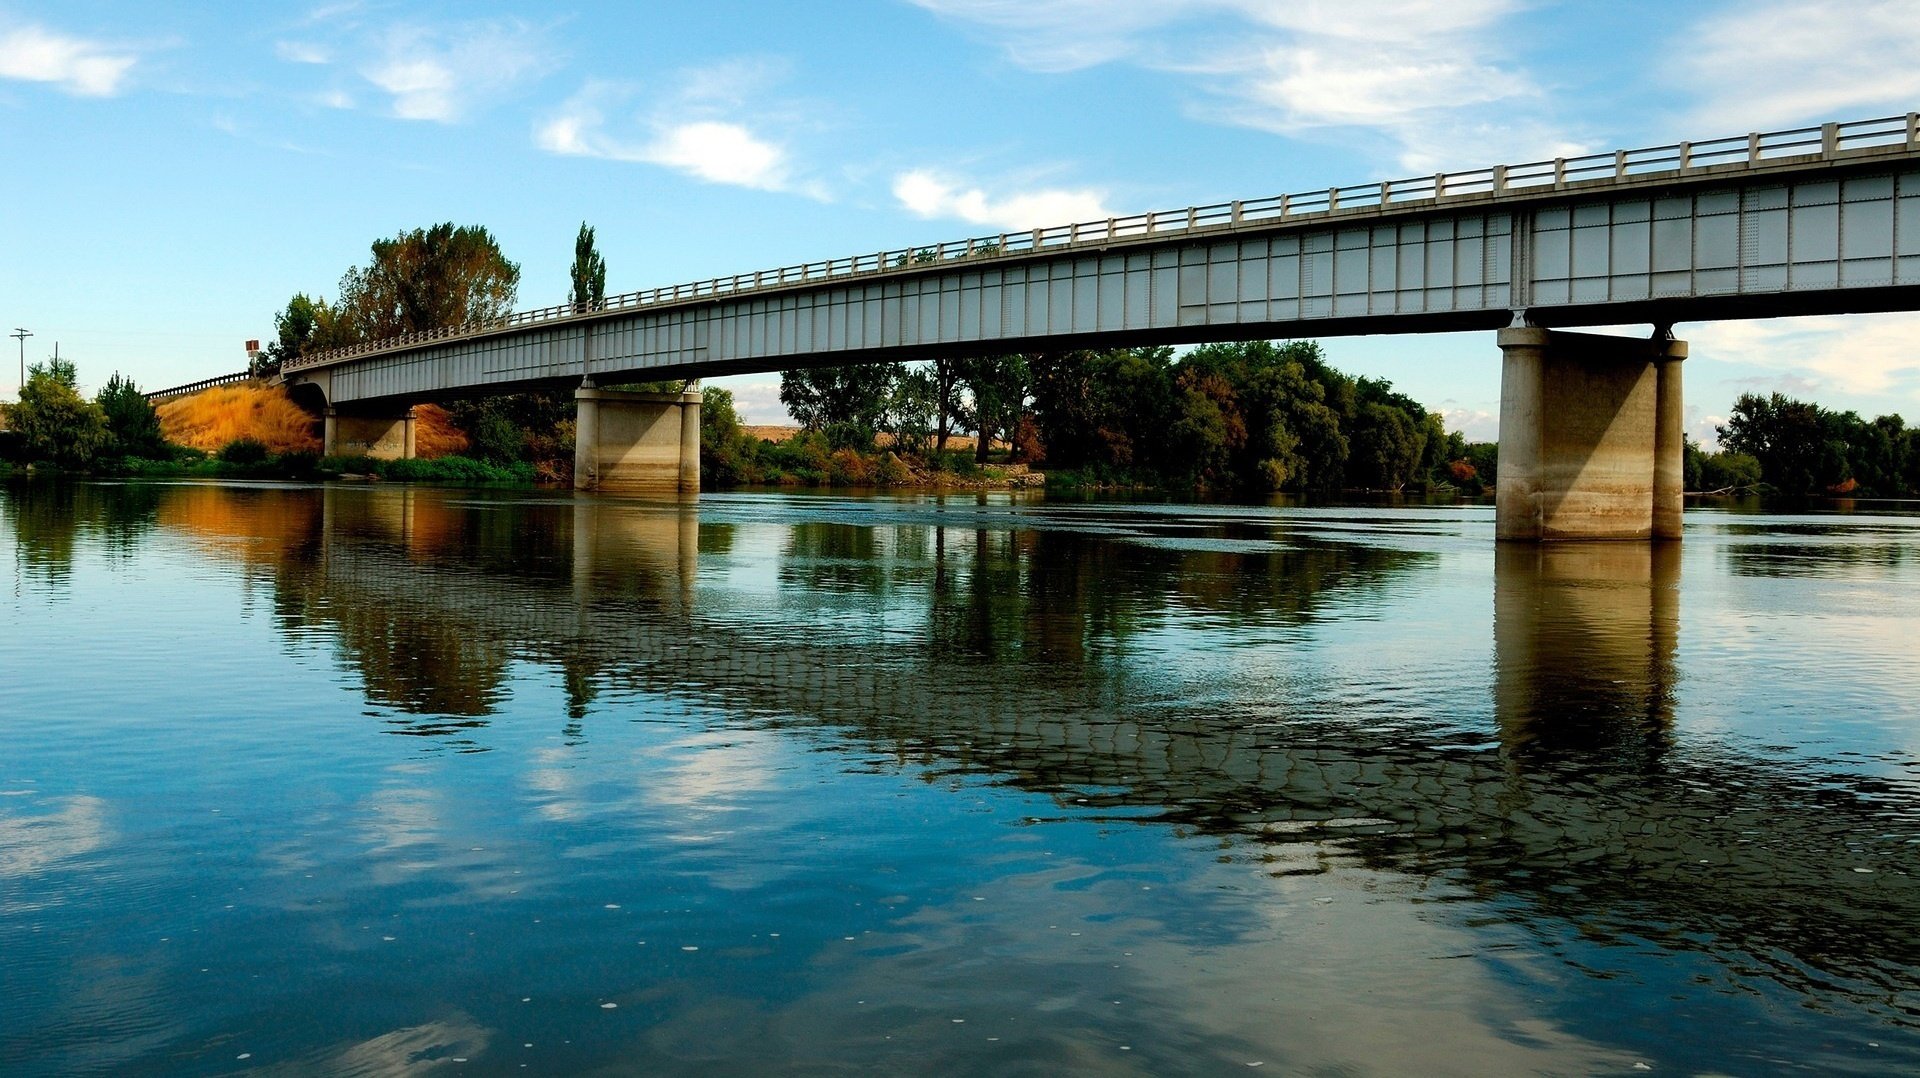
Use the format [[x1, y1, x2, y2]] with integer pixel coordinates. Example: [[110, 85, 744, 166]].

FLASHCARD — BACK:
[[217, 438, 271, 465]]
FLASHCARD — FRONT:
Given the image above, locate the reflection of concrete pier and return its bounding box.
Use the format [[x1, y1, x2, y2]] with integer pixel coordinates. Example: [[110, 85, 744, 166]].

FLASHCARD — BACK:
[[1495, 542, 1679, 754]]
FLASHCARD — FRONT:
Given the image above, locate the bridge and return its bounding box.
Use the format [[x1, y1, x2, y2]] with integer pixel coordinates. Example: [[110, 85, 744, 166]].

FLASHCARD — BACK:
[[169, 114, 1920, 539]]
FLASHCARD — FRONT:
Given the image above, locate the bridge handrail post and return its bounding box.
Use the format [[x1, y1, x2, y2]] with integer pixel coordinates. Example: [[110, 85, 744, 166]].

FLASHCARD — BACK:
[[1278, 193, 1290, 218], [1614, 149, 1627, 178], [1748, 131, 1762, 163], [1229, 201, 1243, 225], [1327, 186, 1339, 211], [1432, 172, 1445, 199], [1552, 158, 1566, 188], [1185, 207, 1196, 230], [1492, 165, 1507, 193], [1379, 180, 1391, 204], [1677, 141, 1691, 170], [1106, 217, 1116, 240], [1821, 122, 1840, 155], [1908, 113, 1919, 146]]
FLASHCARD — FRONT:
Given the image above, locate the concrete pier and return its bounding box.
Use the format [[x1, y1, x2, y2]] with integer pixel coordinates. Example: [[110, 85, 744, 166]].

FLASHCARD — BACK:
[[1495, 328, 1687, 541], [573, 387, 702, 493], [324, 406, 416, 460]]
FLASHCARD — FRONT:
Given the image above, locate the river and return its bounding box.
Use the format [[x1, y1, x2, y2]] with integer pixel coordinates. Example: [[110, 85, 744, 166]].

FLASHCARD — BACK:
[[2, 480, 1918, 1075]]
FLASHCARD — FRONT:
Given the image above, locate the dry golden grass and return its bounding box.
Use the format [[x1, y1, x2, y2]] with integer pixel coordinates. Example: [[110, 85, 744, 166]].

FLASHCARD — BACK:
[[411, 404, 468, 459], [157, 384, 322, 455]]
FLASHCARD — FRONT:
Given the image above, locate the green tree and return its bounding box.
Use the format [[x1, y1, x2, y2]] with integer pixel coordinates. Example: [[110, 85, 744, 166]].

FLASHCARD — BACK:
[[884, 365, 939, 456], [1719, 392, 1844, 493], [569, 221, 608, 313], [95, 373, 166, 459], [1349, 402, 1426, 489], [779, 363, 897, 442], [13, 361, 109, 468], [262, 293, 355, 370], [336, 222, 521, 339], [955, 354, 1031, 463]]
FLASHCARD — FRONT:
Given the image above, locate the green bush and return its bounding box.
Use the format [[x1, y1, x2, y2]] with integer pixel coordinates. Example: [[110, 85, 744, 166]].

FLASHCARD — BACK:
[[13, 365, 109, 468], [217, 438, 271, 465], [321, 454, 535, 484]]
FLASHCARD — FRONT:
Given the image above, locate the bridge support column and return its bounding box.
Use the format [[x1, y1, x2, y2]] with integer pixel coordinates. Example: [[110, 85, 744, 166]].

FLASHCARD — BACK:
[[323, 405, 417, 460], [1496, 328, 1687, 541], [574, 387, 702, 493]]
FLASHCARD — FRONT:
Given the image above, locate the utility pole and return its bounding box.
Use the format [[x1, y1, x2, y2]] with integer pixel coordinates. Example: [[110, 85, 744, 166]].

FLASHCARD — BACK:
[[10, 327, 30, 398]]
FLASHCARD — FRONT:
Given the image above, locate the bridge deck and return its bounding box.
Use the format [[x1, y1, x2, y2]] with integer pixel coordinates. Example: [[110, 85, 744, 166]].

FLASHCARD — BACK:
[[272, 115, 1920, 405]]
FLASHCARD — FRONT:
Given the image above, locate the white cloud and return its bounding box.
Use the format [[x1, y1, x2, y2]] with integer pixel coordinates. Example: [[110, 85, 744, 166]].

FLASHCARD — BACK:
[[1684, 313, 1920, 403], [0, 24, 138, 97], [1679, 2, 1920, 132], [1437, 403, 1498, 442], [360, 22, 549, 123], [708, 376, 791, 426], [892, 168, 1114, 230], [909, 0, 1571, 170], [536, 73, 814, 195], [646, 121, 790, 189], [275, 40, 331, 65]]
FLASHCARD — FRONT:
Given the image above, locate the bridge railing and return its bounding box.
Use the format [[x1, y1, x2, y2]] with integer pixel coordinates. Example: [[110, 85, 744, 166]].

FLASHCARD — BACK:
[[144, 370, 255, 401], [281, 112, 1920, 374]]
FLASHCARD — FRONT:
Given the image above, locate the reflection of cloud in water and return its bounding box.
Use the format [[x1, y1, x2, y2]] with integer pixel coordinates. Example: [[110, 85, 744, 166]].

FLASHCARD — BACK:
[[622, 848, 1633, 1074], [248, 1012, 490, 1077], [642, 730, 785, 819], [0, 794, 111, 877]]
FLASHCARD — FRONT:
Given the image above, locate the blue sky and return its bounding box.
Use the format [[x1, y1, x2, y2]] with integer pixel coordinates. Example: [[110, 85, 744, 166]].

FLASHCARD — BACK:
[[3, 0, 1919, 442]]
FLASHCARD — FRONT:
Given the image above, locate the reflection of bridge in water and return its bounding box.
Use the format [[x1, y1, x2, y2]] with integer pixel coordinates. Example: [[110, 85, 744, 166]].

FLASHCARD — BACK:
[[142, 484, 1920, 1014]]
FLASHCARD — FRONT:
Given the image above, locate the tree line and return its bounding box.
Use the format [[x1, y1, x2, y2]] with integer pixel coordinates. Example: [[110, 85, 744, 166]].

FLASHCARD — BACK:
[[708, 340, 1490, 492], [1697, 391, 1920, 496]]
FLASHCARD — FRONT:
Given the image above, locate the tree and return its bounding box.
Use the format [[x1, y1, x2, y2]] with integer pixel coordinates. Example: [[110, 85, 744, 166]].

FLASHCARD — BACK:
[[883, 365, 939, 456], [1349, 402, 1426, 489], [12, 361, 109, 468], [336, 222, 521, 339], [955, 355, 1030, 463], [262, 292, 355, 371], [569, 221, 607, 313], [96, 373, 166, 459], [779, 363, 896, 442], [1720, 392, 1844, 494]]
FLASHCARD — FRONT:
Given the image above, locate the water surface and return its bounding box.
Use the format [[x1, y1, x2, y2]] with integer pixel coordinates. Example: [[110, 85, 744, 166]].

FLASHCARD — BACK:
[[3, 480, 1918, 1075]]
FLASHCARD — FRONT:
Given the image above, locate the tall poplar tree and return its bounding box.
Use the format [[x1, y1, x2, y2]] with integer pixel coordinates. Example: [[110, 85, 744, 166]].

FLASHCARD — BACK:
[[569, 222, 608, 313]]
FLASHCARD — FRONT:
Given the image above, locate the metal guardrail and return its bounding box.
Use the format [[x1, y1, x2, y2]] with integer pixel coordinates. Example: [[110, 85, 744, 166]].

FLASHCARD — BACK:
[[282, 113, 1920, 374], [145, 370, 254, 400]]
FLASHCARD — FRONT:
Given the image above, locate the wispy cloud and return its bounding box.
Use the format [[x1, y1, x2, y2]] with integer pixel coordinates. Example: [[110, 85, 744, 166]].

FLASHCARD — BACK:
[[1677, 1, 1920, 131], [0, 23, 139, 97], [535, 64, 821, 196], [892, 168, 1113, 230], [909, 0, 1577, 170], [1686, 313, 1920, 404], [276, 16, 555, 123], [360, 21, 551, 123], [275, 40, 331, 65]]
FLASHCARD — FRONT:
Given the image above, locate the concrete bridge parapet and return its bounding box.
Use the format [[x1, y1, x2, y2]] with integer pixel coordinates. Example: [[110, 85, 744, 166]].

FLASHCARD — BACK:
[[1496, 328, 1686, 541], [573, 386, 701, 493]]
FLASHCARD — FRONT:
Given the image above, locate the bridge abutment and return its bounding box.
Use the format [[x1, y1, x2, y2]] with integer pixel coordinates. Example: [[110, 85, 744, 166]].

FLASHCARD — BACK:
[[323, 406, 417, 460], [1496, 328, 1686, 542], [574, 387, 702, 493]]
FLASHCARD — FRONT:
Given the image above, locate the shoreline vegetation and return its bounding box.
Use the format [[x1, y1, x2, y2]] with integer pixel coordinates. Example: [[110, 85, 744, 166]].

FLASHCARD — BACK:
[[5, 218, 1915, 501]]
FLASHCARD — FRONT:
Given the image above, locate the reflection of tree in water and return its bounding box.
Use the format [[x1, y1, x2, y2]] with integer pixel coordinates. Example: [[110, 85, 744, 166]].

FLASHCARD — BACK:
[[4, 480, 163, 582], [127, 482, 1920, 1025]]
